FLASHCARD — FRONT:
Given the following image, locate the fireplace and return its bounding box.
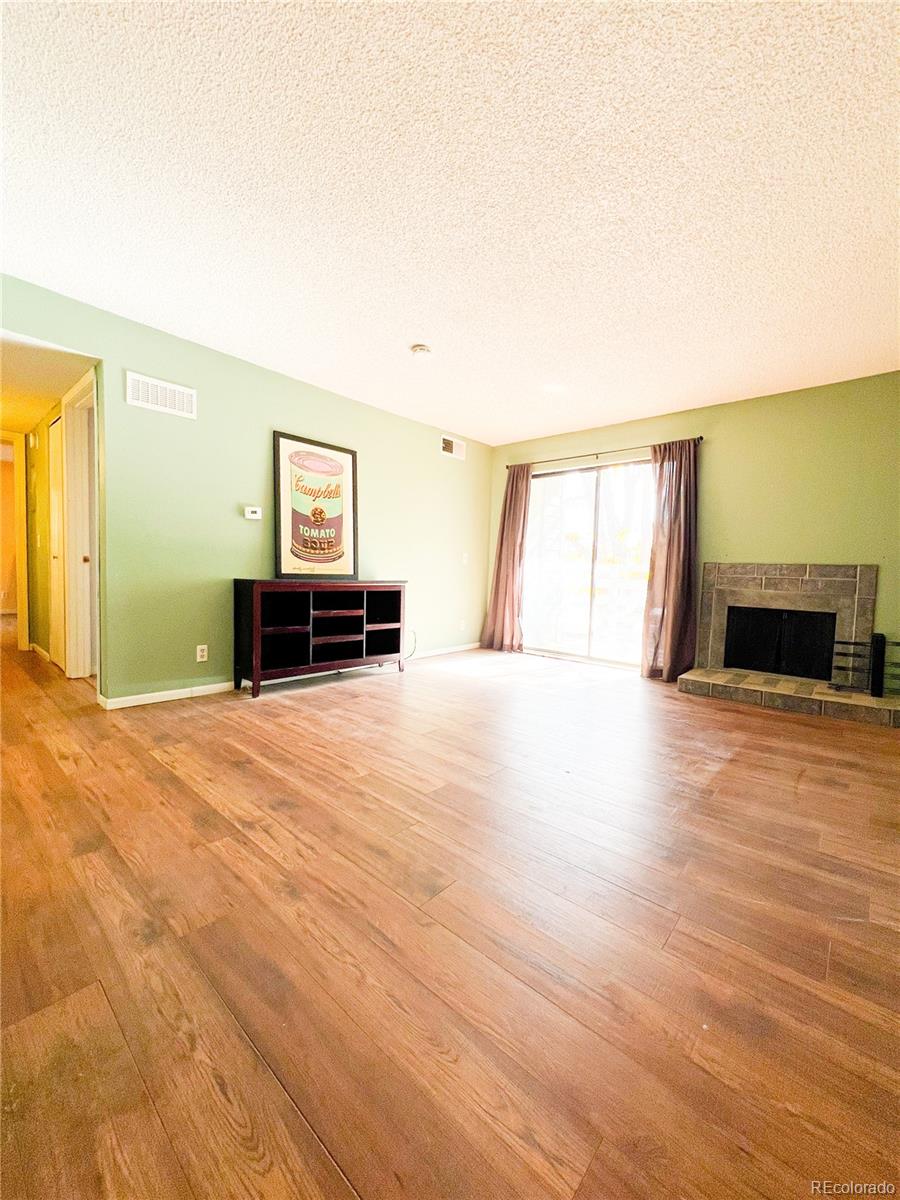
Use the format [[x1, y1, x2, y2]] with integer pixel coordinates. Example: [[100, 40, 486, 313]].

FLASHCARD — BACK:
[[724, 605, 836, 680], [678, 563, 898, 727], [694, 562, 877, 673]]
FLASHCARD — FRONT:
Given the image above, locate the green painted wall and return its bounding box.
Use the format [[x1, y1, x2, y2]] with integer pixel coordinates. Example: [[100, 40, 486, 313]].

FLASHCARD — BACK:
[[491, 373, 900, 638], [7, 272, 896, 695], [3, 276, 493, 698], [24, 401, 61, 654]]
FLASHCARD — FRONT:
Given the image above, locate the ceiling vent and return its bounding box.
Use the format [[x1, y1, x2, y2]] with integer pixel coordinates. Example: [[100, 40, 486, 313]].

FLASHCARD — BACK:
[[126, 371, 197, 419], [441, 435, 466, 461]]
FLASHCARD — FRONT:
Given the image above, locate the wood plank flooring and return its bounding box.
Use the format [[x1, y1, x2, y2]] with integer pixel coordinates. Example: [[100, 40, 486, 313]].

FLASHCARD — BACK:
[[2, 624, 898, 1199]]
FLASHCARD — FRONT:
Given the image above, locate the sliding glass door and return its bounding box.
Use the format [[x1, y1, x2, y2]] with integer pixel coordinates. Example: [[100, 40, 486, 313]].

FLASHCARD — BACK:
[[520, 467, 596, 655], [521, 461, 654, 665], [588, 461, 655, 663]]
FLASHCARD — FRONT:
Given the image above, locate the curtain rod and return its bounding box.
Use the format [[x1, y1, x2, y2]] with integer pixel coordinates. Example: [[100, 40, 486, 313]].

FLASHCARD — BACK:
[[506, 435, 703, 470]]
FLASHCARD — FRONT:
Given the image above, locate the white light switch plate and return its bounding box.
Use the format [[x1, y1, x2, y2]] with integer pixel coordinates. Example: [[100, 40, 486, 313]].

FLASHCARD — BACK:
[[244, 506, 262, 520]]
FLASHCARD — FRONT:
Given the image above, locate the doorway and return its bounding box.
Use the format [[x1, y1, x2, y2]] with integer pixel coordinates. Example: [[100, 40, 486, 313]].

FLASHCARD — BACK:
[[0, 433, 28, 649], [1, 334, 100, 688], [521, 460, 654, 666], [1, 444, 16, 616]]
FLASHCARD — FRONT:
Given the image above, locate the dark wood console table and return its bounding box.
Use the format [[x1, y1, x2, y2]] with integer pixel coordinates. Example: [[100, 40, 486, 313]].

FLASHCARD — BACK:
[[234, 579, 405, 697]]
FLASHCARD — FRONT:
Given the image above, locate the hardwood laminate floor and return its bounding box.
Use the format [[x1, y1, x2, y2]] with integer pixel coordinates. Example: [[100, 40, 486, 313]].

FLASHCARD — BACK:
[[2, 625, 898, 1199]]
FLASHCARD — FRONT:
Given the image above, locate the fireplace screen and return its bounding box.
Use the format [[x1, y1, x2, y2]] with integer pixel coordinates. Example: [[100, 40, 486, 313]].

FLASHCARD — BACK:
[[723, 606, 837, 680]]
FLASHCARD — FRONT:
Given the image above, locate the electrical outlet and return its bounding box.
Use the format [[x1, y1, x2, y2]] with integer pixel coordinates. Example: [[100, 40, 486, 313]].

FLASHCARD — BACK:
[[196, 644, 208, 662]]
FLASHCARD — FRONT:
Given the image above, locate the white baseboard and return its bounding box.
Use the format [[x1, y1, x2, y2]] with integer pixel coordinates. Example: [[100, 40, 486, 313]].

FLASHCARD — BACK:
[[412, 641, 480, 659], [98, 644, 482, 710], [98, 680, 233, 710], [30, 642, 50, 662]]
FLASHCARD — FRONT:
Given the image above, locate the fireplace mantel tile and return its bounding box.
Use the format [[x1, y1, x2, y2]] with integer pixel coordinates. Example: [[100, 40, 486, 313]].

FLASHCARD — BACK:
[[854, 597, 875, 641], [858, 566, 878, 597], [758, 563, 806, 577], [800, 577, 857, 596], [717, 563, 758, 576], [693, 561, 878, 672], [808, 564, 858, 579], [763, 577, 801, 591]]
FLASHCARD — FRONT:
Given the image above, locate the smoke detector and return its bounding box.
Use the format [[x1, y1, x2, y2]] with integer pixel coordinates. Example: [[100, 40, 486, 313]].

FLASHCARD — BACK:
[[409, 343, 431, 356]]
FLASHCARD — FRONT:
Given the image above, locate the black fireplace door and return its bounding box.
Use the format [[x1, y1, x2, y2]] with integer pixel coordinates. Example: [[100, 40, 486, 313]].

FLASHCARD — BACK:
[[723, 606, 836, 680]]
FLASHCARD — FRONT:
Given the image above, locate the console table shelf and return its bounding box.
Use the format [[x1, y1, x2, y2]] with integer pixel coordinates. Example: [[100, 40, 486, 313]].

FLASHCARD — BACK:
[[234, 579, 405, 697]]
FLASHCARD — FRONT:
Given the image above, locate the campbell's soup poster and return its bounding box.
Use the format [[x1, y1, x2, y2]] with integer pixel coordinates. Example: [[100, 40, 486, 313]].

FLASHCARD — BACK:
[[274, 433, 357, 577]]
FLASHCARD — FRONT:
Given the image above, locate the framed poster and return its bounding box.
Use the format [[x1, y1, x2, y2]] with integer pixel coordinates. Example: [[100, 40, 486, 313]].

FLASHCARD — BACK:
[[273, 431, 358, 579]]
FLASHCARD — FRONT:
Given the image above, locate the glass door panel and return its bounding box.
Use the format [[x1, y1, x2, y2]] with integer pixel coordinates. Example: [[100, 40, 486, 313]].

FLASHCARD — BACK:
[[521, 460, 654, 666], [521, 469, 596, 655], [588, 461, 654, 665]]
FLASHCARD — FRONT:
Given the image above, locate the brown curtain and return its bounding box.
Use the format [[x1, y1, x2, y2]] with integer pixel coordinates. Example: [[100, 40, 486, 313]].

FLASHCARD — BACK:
[[641, 439, 698, 681], [481, 463, 533, 651]]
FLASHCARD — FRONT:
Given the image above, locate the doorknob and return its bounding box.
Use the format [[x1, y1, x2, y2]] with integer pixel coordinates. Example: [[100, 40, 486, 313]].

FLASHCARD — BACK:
[[82, 555, 90, 563]]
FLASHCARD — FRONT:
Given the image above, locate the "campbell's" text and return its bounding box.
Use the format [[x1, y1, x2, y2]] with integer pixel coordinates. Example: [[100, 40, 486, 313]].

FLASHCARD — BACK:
[[294, 473, 342, 502]]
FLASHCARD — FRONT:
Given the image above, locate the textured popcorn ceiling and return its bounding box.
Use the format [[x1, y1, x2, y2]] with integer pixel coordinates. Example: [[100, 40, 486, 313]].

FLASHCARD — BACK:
[[3, 2, 897, 445]]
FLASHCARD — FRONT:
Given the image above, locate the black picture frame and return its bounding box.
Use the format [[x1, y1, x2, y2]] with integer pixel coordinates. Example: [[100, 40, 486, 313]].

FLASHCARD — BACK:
[[273, 430, 359, 580]]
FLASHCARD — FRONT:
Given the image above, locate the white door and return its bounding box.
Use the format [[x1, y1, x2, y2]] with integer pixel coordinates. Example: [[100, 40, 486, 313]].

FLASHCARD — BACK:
[[62, 385, 97, 679], [48, 417, 65, 669], [88, 406, 98, 676]]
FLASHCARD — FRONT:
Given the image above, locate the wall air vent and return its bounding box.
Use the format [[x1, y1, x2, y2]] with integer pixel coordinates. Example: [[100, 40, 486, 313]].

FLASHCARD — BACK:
[[126, 371, 197, 419], [441, 435, 466, 461]]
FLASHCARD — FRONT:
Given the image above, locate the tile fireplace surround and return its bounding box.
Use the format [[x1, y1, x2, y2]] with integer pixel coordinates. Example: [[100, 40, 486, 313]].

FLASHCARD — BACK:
[[678, 562, 900, 727]]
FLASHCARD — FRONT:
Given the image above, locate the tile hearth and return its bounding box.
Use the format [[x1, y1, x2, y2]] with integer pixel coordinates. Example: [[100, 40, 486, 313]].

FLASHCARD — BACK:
[[678, 667, 900, 727]]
